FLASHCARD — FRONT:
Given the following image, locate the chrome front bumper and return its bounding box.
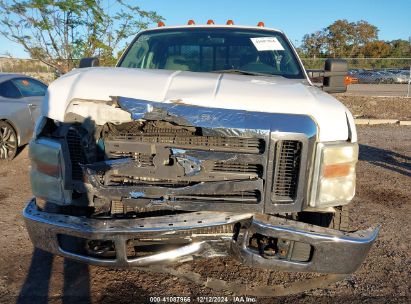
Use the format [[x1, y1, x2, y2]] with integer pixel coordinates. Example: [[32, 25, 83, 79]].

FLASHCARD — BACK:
[[23, 199, 379, 274]]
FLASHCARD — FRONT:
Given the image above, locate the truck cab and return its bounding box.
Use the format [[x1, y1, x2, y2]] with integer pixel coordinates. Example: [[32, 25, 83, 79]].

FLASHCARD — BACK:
[[24, 22, 378, 275]]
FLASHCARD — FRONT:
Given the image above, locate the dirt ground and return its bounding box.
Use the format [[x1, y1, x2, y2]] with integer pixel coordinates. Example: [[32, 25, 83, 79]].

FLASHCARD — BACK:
[[0, 124, 410, 304], [344, 84, 410, 98], [334, 94, 411, 120]]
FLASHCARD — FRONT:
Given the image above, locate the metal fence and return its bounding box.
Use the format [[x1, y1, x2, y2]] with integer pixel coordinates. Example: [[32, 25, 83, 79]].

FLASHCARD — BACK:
[[1, 57, 410, 96], [301, 57, 411, 70]]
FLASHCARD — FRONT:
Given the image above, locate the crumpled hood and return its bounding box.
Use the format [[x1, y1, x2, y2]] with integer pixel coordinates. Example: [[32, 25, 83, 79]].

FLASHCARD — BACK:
[[44, 67, 355, 142]]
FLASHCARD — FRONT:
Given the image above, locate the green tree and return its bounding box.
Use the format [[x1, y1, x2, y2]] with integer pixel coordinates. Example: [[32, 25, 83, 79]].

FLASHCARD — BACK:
[[301, 19, 379, 58], [0, 0, 163, 74], [325, 19, 354, 57], [389, 39, 411, 57], [301, 31, 327, 58], [363, 40, 391, 58], [326, 20, 378, 57], [350, 20, 379, 56]]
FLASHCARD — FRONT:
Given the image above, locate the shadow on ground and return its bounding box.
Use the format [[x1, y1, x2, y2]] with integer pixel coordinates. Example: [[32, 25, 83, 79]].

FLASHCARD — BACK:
[[13, 146, 26, 160], [359, 144, 411, 177], [17, 249, 91, 304]]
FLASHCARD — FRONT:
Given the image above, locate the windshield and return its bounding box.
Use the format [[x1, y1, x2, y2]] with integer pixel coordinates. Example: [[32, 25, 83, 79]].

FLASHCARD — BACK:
[[118, 28, 304, 78]]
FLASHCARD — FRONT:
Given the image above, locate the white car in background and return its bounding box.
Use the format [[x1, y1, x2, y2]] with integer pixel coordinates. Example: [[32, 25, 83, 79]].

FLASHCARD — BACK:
[[0, 73, 47, 160]]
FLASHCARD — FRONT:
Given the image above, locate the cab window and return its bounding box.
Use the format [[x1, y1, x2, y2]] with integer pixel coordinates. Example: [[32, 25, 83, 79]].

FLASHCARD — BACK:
[[119, 28, 304, 78]]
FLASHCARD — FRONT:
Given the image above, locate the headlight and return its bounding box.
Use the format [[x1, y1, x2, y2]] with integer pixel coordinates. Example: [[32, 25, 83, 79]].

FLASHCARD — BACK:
[[29, 138, 72, 205], [309, 142, 358, 207]]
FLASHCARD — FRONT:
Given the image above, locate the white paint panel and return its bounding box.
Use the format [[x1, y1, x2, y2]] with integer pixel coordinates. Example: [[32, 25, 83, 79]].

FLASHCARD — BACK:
[[44, 67, 351, 142]]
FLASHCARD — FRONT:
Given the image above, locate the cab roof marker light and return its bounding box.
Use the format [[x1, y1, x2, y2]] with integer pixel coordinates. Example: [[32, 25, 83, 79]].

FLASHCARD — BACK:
[[226, 20, 234, 25], [187, 19, 195, 25], [207, 19, 215, 25], [257, 21, 265, 27], [158, 21, 165, 27]]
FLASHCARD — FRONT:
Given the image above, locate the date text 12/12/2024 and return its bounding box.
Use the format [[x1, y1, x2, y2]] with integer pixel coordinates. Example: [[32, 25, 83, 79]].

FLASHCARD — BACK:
[[149, 296, 257, 303]]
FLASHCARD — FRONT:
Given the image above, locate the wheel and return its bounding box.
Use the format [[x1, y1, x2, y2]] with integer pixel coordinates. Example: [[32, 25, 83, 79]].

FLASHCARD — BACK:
[[298, 206, 350, 231], [0, 121, 18, 160]]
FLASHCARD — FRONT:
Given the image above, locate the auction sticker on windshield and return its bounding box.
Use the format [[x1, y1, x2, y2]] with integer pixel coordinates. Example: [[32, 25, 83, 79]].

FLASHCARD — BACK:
[[250, 37, 285, 51]]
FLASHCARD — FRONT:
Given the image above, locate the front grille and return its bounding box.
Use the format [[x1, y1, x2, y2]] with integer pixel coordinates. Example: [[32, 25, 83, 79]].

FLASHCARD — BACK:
[[67, 128, 87, 180], [212, 163, 263, 177], [108, 152, 154, 166], [108, 135, 264, 154], [172, 190, 261, 203], [272, 140, 302, 201], [106, 175, 194, 187]]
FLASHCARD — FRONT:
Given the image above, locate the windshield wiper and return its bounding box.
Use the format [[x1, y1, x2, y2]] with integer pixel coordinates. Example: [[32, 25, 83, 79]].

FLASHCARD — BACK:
[[211, 69, 272, 77]]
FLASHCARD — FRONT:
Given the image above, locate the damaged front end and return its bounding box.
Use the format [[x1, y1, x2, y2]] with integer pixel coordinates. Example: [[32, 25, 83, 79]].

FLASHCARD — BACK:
[[24, 97, 378, 274], [85, 118, 266, 215], [24, 199, 378, 273]]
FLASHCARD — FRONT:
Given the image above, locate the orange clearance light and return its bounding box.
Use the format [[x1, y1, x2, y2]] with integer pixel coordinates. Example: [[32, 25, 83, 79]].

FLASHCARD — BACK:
[[257, 21, 265, 27], [188, 19, 195, 25], [207, 19, 215, 25], [158, 21, 165, 27], [226, 19, 234, 25]]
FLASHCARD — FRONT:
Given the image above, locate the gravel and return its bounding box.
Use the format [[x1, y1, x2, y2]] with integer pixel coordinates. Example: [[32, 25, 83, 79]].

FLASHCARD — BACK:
[[334, 94, 411, 120]]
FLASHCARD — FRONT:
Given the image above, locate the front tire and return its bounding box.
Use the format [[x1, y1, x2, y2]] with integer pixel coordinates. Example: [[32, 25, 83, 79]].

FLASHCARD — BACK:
[[0, 121, 18, 160]]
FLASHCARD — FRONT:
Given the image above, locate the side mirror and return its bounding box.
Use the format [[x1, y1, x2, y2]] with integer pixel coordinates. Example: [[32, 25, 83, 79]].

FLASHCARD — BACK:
[[322, 59, 347, 93], [79, 57, 100, 68]]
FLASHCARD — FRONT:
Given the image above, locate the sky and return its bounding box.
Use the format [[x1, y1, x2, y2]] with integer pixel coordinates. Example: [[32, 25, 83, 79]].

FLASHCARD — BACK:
[[1, 0, 410, 58]]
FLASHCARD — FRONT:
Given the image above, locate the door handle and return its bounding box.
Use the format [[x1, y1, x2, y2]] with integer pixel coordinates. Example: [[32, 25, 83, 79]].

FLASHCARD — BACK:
[[28, 103, 37, 109]]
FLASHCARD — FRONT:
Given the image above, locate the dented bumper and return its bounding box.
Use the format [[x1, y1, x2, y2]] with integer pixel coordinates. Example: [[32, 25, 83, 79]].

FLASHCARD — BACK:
[[23, 198, 379, 274]]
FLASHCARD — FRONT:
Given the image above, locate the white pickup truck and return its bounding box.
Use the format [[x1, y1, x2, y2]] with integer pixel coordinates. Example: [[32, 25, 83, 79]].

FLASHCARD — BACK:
[[24, 22, 378, 276]]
